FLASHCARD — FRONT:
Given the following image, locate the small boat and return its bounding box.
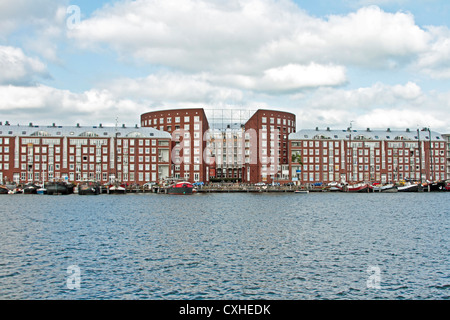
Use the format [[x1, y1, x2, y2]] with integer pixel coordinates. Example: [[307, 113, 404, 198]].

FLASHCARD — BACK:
[[329, 187, 342, 192], [424, 181, 447, 192], [109, 184, 127, 194], [397, 183, 421, 192], [78, 181, 101, 195], [46, 181, 74, 195], [327, 182, 343, 192], [23, 183, 39, 194], [167, 181, 194, 195], [37, 187, 47, 195], [0, 185, 9, 194], [294, 190, 309, 194], [372, 184, 397, 193], [37, 173, 47, 194], [13, 187, 23, 194], [339, 183, 370, 193]]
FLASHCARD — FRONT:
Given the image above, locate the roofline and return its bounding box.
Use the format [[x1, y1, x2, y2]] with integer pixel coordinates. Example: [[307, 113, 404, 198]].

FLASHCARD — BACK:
[[0, 124, 172, 139], [289, 128, 444, 141]]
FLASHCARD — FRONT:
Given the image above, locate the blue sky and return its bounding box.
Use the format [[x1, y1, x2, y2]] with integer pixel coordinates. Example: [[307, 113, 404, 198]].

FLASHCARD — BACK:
[[1, 0, 450, 132]]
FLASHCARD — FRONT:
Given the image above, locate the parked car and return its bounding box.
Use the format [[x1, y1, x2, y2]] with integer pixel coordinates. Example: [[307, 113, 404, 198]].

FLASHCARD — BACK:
[[284, 182, 295, 186], [255, 182, 266, 186]]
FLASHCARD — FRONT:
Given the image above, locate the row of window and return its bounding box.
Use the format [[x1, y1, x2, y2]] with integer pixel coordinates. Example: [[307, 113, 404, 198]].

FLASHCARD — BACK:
[[144, 115, 202, 126], [261, 117, 295, 127], [296, 172, 447, 183], [298, 164, 446, 173], [16, 171, 164, 182], [294, 148, 447, 158], [292, 140, 446, 149], [0, 138, 10, 145]]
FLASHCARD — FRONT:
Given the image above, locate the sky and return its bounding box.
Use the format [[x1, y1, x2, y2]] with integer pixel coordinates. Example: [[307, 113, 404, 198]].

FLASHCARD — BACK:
[[1, 0, 450, 133]]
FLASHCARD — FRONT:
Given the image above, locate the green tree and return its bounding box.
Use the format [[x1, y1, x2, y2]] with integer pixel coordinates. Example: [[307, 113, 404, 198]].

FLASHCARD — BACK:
[[291, 153, 303, 165]]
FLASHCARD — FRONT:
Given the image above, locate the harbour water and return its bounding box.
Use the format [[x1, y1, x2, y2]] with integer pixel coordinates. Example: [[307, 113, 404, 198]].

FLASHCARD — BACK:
[[0, 192, 449, 300]]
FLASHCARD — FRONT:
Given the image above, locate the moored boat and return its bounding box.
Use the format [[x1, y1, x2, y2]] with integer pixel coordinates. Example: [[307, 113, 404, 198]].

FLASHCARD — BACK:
[[78, 181, 101, 195], [37, 187, 47, 195], [23, 183, 39, 194], [372, 183, 398, 193], [397, 183, 421, 192], [339, 183, 370, 193], [328, 182, 343, 192], [423, 181, 447, 192], [167, 181, 194, 195], [0, 185, 9, 194], [294, 190, 309, 194], [109, 183, 127, 194], [46, 181, 74, 195]]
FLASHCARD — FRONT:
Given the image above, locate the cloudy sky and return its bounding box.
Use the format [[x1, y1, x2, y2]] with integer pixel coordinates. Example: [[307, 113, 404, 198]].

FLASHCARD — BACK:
[[1, 0, 450, 132]]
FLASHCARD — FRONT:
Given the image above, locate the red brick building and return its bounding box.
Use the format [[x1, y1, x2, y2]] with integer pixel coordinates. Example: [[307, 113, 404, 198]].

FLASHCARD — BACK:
[[243, 110, 296, 184], [0, 122, 171, 185], [141, 108, 297, 184], [289, 127, 448, 184], [140, 108, 211, 183]]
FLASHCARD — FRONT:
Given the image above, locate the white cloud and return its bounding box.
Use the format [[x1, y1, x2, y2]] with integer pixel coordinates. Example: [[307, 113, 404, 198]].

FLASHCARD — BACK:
[[0, 84, 146, 126], [69, 2, 430, 81], [0, 0, 69, 62], [0, 46, 48, 85], [104, 72, 244, 103], [415, 26, 450, 79], [210, 63, 347, 93], [1, 0, 449, 134], [0, 83, 262, 127], [0, 0, 68, 36], [355, 108, 446, 130], [261, 63, 347, 91], [322, 6, 429, 65], [291, 82, 449, 132]]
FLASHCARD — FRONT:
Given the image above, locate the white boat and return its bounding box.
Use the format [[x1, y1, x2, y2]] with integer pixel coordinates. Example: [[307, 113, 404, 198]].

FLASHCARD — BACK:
[[294, 190, 309, 194], [109, 184, 127, 194], [372, 184, 397, 193]]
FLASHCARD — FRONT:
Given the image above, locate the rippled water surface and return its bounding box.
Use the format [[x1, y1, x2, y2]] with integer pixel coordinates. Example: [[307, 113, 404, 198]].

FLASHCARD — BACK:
[[0, 192, 449, 300]]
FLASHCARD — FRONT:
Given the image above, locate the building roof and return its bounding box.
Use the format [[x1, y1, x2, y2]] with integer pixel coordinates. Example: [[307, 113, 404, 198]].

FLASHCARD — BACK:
[[289, 128, 445, 142], [0, 123, 172, 139]]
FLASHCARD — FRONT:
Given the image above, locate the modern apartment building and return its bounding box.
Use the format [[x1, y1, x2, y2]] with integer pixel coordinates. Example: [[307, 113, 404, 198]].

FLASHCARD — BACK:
[[5, 111, 445, 187], [141, 108, 296, 184], [243, 110, 296, 184], [0, 122, 171, 185], [289, 127, 448, 184], [140, 108, 211, 183], [207, 127, 245, 181]]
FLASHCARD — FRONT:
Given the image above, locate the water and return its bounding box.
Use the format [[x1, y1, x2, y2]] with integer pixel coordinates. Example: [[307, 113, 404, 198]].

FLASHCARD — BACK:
[[0, 192, 449, 300]]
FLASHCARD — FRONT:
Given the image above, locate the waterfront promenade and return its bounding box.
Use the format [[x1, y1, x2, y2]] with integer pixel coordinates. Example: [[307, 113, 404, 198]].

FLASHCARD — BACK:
[[120, 182, 449, 194]]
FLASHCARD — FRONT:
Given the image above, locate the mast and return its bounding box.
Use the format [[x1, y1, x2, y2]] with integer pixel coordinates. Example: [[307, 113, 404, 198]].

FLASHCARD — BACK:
[[417, 128, 422, 184], [428, 127, 433, 181], [114, 117, 119, 186], [348, 121, 354, 184]]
